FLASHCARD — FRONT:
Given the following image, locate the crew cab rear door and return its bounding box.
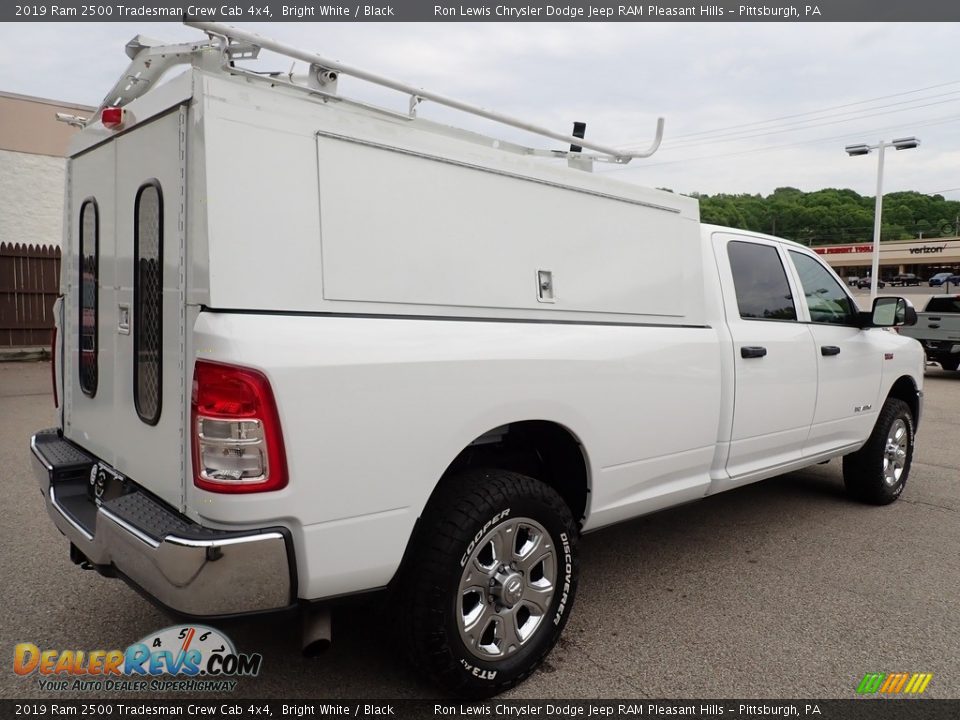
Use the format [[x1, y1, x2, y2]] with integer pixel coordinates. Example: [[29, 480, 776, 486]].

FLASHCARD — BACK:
[[713, 233, 818, 481], [64, 107, 186, 509]]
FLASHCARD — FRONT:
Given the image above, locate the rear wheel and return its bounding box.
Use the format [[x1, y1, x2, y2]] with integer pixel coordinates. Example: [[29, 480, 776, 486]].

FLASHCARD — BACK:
[[939, 358, 959, 372], [842, 398, 914, 505], [401, 469, 578, 697]]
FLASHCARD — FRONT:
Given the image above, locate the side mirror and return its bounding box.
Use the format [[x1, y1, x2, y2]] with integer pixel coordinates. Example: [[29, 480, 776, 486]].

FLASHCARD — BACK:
[[870, 296, 917, 327]]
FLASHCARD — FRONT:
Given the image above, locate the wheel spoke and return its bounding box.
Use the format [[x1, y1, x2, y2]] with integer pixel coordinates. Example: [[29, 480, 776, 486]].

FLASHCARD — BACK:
[[465, 601, 497, 647], [518, 543, 552, 573], [461, 587, 489, 630], [513, 525, 544, 566], [473, 553, 494, 576], [521, 583, 552, 615], [893, 424, 905, 444], [499, 610, 522, 654], [490, 526, 509, 569]]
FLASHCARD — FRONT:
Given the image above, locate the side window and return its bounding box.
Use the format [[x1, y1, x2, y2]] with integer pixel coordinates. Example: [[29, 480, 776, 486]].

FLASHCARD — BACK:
[[925, 297, 960, 313], [134, 182, 163, 425], [788, 251, 857, 325], [727, 241, 797, 321], [79, 200, 99, 397]]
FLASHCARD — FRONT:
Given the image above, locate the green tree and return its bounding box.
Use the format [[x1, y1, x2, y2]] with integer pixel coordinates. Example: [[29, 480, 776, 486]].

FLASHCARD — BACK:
[[689, 188, 960, 245]]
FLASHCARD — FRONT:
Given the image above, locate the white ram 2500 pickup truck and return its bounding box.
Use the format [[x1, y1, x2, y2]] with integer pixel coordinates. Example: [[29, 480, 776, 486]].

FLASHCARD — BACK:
[[31, 23, 925, 697]]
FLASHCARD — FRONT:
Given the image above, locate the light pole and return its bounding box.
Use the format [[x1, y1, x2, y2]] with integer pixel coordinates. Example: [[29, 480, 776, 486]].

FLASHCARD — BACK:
[[845, 137, 920, 303]]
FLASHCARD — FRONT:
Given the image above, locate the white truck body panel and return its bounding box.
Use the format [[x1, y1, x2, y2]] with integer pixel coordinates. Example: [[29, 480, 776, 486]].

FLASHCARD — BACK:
[[197, 73, 704, 323], [189, 313, 722, 598]]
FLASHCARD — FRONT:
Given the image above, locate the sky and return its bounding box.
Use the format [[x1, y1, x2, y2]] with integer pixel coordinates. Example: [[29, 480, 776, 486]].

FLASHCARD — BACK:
[[1, 21, 958, 199]]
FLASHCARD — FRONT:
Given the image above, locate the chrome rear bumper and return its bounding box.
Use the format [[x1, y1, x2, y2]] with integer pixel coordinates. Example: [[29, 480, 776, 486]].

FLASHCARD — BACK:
[[31, 429, 296, 617]]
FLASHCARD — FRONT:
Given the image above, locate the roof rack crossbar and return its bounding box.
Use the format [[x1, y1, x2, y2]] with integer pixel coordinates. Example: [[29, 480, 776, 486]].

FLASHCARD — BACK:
[[184, 20, 663, 164]]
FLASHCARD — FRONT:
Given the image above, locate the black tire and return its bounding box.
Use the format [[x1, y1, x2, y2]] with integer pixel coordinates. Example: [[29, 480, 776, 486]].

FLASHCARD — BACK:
[[939, 358, 960, 372], [842, 398, 914, 505], [400, 469, 579, 697]]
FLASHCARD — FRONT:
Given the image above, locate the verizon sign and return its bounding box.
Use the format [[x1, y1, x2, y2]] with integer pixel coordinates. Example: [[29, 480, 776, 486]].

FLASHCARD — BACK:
[[909, 244, 948, 255], [815, 240, 959, 257]]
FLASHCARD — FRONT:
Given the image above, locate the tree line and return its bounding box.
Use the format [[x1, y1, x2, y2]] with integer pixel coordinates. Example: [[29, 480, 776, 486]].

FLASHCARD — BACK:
[[685, 187, 960, 246]]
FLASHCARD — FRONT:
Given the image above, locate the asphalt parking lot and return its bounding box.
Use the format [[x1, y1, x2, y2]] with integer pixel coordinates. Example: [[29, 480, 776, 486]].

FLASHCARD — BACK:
[[1, 360, 958, 700]]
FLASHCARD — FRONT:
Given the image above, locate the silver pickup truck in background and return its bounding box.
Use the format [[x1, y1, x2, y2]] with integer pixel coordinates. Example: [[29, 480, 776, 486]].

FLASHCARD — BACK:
[[901, 295, 960, 371]]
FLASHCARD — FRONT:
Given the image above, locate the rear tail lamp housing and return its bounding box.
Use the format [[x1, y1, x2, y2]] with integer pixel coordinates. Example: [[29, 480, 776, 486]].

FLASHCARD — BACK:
[[191, 360, 288, 493]]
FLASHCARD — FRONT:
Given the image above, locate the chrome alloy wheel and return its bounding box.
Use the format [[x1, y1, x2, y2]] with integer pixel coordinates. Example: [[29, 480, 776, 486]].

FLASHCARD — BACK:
[[883, 418, 909, 487], [457, 517, 557, 660]]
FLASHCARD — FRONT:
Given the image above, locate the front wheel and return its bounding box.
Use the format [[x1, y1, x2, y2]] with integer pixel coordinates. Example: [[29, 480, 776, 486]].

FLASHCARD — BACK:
[[939, 358, 960, 372], [842, 398, 914, 505], [400, 469, 579, 697]]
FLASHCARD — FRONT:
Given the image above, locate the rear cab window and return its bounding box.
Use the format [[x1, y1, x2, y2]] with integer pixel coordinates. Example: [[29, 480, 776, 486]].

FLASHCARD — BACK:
[[925, 297, 960, 313], [727, 240, 797, 321]]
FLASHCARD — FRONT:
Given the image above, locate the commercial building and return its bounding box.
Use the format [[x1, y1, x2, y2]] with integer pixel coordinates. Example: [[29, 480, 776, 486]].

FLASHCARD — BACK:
[[814, 237, 960, 281], [1, 91, 93, 348], [0, 90, 94, 249]]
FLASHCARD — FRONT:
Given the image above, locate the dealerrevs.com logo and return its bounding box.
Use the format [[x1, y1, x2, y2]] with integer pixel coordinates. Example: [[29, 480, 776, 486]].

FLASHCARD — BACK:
[[14, 625, 263, 692]]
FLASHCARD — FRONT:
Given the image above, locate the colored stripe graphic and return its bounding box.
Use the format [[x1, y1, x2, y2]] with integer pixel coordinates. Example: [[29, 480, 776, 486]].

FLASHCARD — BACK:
[[857, 672, 933, 694], [857, 673, 885, 693], [903, 673, 933, 694]]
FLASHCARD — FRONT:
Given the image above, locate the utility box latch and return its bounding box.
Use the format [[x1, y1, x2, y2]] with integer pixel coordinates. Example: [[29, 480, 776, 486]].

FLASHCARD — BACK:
[[537, 270, 556, 303]]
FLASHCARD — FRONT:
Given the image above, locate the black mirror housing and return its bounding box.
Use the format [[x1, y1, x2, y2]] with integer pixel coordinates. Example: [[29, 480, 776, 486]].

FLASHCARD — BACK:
[[869, 296, 917, 327]]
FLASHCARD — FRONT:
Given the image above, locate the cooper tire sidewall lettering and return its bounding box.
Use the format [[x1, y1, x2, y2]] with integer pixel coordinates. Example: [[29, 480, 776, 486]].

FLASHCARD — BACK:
[[460, 509, 511, 568]]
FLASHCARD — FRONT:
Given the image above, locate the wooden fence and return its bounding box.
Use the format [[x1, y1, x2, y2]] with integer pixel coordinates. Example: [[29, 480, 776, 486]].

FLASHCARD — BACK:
[[0, 243, 61, 347]]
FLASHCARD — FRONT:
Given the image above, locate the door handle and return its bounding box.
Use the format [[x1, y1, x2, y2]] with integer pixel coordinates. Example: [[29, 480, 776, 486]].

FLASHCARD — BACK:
[[741, 346, 767, 359], [928, 324, 940, 329], [821, 345, 841, 356]]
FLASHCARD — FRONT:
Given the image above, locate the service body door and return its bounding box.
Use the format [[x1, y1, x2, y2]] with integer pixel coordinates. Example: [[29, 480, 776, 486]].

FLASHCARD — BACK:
[[65, 107, 186, 509], [713, 233, 818, 481], [785, 249, 882, 454]]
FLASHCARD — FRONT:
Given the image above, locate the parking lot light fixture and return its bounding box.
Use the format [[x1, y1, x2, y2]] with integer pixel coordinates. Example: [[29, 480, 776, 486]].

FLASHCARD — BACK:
[[846, 137, 920, 302]]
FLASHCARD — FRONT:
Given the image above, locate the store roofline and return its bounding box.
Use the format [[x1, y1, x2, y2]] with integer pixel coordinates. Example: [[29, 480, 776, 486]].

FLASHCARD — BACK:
[[0, 89, 95, 112]]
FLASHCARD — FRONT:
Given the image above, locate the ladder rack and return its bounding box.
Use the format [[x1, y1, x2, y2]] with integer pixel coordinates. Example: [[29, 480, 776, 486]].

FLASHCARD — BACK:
[[183, 20, 664, 165]]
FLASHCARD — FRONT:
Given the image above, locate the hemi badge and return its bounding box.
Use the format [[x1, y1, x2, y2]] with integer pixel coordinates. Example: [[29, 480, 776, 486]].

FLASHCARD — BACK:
[[884, 353, 894, 360]]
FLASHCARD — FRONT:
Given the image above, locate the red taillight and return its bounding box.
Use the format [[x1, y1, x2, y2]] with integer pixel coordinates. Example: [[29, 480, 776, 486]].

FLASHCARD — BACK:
[[50, 326, 58, 409], [101, 107, 125, 130], [191, 360, 288, 494]]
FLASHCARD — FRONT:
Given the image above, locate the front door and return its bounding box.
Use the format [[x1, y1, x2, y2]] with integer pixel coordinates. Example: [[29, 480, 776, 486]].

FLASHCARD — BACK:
[[785, 249, 882, 454]]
